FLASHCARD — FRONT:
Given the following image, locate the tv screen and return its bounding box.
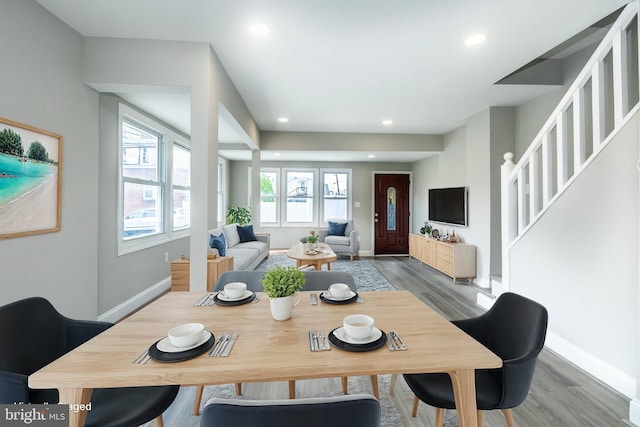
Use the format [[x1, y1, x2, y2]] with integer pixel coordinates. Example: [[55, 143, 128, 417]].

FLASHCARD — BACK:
[[428, 187, 468, 226]]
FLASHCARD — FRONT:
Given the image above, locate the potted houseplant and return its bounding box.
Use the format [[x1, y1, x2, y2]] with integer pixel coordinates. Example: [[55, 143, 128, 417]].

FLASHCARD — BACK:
[[305, 230, 319, 250], [261, 266, 305, 321], [226, 205, 252, 225]]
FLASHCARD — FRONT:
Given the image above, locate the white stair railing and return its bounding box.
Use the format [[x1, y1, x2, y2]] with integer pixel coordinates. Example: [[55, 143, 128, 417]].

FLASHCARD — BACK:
[[501, 1, 640, 290]]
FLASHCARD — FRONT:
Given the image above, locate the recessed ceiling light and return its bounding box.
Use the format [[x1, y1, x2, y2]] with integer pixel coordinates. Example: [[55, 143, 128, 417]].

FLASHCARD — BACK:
[[249, 24, 270, 36], [382, 119, 393, 126], [274, 153, 281, 157], [465, 33, 488, 46], [368, 154, 376, 158], [278, 117, 289, 123]]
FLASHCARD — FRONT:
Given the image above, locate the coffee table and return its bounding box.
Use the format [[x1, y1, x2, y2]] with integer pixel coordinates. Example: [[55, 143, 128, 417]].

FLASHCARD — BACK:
[[29, 290, 501, 427], [287, 242, 337, 270]]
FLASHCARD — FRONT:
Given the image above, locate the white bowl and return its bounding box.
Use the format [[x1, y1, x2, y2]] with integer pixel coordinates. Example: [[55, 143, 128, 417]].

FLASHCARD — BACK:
[[168, 323, 205, 348], [223, 282, 247, 299], [343, 314, 375, 340], [329, 283, 350, 299]]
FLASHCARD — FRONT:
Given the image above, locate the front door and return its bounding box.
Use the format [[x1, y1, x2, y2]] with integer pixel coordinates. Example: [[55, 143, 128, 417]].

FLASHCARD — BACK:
[[374, 173, 410, 255]]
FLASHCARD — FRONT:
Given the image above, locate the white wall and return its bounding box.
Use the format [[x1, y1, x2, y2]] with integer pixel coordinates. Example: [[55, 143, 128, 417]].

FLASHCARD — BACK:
[[510, 112, 639, 396], [0, 0, 100, 318]]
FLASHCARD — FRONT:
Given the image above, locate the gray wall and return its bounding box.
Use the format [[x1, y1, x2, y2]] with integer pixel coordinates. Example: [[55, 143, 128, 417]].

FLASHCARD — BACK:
[[228, 159, 411, 253], [97, 94, 189, 314], [0, 0, 100, 319]]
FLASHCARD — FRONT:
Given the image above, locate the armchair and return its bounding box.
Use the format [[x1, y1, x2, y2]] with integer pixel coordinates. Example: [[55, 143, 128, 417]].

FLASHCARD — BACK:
[[0, 297, 179, 427], [318, 219, 359, 261]]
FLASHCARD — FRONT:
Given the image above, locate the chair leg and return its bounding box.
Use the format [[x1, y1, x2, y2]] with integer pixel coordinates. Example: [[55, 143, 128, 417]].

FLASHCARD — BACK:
[[341, 376, 348, 394], [434, 407, 445, 427], [389, 373, 398, 395], [235, 383, 242, 395], [369, 375, 379, 399], [193, 385, 204, 415], [477, 410, 484, 427], [502, 409, 516, 427], [288, 380, 295, 399], [411, 395, 419, 417], [350, 254, 354, 261], [154, 415, 164, 427]]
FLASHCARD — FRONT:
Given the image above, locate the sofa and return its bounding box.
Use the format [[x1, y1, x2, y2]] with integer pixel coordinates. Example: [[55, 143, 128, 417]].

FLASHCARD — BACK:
[[317, 219, 359, 261], [209, 224, 270, 270]]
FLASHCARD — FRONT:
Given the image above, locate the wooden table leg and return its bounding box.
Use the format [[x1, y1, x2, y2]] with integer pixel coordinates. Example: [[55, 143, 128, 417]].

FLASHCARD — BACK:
[[59, 387, 92, 427], [327, 262, 331, 270], [448, 369, 478, 427]]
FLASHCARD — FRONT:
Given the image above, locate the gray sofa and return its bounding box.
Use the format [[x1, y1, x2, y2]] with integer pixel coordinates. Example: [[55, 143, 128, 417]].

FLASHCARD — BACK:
[[209, 224, 270, 270]]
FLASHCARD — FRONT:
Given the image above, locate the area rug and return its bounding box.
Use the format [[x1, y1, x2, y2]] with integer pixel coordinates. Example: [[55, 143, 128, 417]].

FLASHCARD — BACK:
[[256, 253, 395, 292]]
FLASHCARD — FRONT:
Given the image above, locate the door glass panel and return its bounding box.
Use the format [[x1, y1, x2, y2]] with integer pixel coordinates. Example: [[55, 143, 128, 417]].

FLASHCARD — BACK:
[[387, 187, 396, 231]]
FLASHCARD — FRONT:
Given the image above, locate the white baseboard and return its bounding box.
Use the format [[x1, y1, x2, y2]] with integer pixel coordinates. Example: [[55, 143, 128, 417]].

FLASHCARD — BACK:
[[545, 331, 636, 399], [474, 277, 491, 288], [629, 399, 640, 426], [476, 293, 495, 310], [98, 277, 171, 323]]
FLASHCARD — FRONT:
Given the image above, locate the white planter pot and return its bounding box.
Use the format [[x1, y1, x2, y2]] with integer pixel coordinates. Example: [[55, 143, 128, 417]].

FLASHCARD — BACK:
[[269, 293, 301, 321]]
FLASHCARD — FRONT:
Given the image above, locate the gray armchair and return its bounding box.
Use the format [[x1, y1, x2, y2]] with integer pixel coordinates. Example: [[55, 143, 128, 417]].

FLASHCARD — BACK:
[[318, 219, 359, 261]]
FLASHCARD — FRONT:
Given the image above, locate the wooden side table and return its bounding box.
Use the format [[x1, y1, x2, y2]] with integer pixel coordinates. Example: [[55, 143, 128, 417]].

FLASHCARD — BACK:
[[171, 256, 234, 291]]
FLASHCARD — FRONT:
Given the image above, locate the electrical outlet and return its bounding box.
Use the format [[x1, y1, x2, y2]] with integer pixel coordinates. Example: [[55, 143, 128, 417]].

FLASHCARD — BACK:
[[164, 252, 169, 263]]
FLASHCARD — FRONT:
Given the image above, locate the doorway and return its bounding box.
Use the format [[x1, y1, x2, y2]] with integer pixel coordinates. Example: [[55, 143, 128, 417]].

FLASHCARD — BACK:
[[373, 173, 410, 255]]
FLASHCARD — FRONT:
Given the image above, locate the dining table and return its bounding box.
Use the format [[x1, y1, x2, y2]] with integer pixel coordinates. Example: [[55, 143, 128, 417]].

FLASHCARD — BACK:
[[29, 290, 501, 427]]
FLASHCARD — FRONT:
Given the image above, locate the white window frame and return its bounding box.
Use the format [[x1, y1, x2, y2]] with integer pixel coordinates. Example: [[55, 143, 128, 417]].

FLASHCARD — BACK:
[[171, 141, 191, 232], [319, 168, 352, 225], [281, 168, 318, 227], [118, 103, 190, 255], [257, 167, 280, 227]]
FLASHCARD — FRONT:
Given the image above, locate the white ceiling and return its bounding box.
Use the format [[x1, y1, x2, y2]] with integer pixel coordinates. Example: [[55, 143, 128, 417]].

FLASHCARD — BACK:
[[37, 0, 627, 162]]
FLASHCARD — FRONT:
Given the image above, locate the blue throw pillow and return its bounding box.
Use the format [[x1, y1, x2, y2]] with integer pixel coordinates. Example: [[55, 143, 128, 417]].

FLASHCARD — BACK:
[[328, 221, 348, 236], [237, 224, 257, 243], [209, 232, 227, 256]]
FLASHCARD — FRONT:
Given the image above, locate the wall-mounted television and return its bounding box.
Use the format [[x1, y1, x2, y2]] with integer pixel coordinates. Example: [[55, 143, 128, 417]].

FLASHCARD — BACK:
[[428, 187, 468, 227]]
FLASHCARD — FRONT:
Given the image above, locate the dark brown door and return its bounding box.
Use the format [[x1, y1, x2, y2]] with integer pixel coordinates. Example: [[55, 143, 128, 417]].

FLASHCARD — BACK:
[[374, 174, 410, 255]]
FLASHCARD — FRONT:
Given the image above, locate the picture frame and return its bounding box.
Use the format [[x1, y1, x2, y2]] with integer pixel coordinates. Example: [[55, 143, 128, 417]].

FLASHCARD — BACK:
[[0, 117, 62, 239]]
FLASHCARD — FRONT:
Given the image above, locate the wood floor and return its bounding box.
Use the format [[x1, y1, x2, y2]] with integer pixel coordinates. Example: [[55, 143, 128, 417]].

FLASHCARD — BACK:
[[154, 256, 631, 427]]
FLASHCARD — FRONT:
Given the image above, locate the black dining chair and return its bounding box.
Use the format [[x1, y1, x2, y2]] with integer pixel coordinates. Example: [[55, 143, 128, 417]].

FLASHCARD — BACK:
[[0, 297, 179, 427], [403, 292, 548, 427], [200, 393, 381, 427]]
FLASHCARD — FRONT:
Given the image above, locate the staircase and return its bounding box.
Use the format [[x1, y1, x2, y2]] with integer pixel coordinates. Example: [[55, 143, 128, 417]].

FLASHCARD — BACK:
[[499, 1, 640, 293]]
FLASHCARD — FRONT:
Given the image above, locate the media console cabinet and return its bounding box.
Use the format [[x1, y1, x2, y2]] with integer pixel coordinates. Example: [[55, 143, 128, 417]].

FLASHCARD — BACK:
[[409, 233, 476, 284], [171, 256, 234, 291]]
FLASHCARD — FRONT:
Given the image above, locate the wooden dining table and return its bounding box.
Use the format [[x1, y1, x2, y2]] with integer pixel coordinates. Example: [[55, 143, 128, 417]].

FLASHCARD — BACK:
[[29, 290, 501, 427]]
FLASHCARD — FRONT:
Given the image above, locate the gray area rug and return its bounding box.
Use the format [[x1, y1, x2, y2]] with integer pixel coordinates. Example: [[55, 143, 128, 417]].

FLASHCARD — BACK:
[[255, 253, 395, 292]]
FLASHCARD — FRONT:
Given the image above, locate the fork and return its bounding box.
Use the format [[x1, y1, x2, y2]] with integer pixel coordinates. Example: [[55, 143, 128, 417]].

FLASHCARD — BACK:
[[209, 332, 227, 356], [252, 296, 260, 304], [318, 331, 329, 350]]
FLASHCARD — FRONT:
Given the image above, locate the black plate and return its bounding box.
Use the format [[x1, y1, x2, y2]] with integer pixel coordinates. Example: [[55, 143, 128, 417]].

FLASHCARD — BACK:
[[328, 327, 387, 352], [213, 291, 255, 306], [148, 331, 215, 363], [319, 291, 358, 305]]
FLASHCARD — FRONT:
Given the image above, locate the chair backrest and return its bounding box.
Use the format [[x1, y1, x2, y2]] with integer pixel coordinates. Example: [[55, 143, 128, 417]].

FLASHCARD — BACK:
[[0, 297, 68, 376], [458, 292, 548, 408], [200, 394, 380, 427], [213, 271, 357, 292]]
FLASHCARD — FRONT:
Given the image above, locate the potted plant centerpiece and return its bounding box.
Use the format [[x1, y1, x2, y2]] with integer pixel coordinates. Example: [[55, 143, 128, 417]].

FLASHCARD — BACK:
[[261, 266, 305, 321], [305, 230, 319, 251]]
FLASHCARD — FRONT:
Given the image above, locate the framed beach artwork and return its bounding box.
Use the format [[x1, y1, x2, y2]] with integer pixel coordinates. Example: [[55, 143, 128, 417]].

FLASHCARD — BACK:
[[0, 117, 62, 239]]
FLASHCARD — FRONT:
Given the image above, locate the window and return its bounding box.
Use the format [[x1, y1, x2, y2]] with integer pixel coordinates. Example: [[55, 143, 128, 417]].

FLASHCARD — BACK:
[[256, 168, 351, 227], [321, 170, 350, 222], [119, 103, 190, 254], [218, 160, 225, 225], [172, 144, 190, 231], [284, 169, 316, 224], [259, 169, 279, 224]]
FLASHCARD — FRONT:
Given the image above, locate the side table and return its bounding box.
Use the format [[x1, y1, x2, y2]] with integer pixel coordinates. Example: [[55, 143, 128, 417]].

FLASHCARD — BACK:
[[171, 256, 234, 291]]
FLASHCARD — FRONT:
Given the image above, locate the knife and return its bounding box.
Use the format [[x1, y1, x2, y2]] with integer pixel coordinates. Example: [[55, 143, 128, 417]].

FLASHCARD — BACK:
[[308, 330, 314, 351], [310, 293, 318, 305]]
